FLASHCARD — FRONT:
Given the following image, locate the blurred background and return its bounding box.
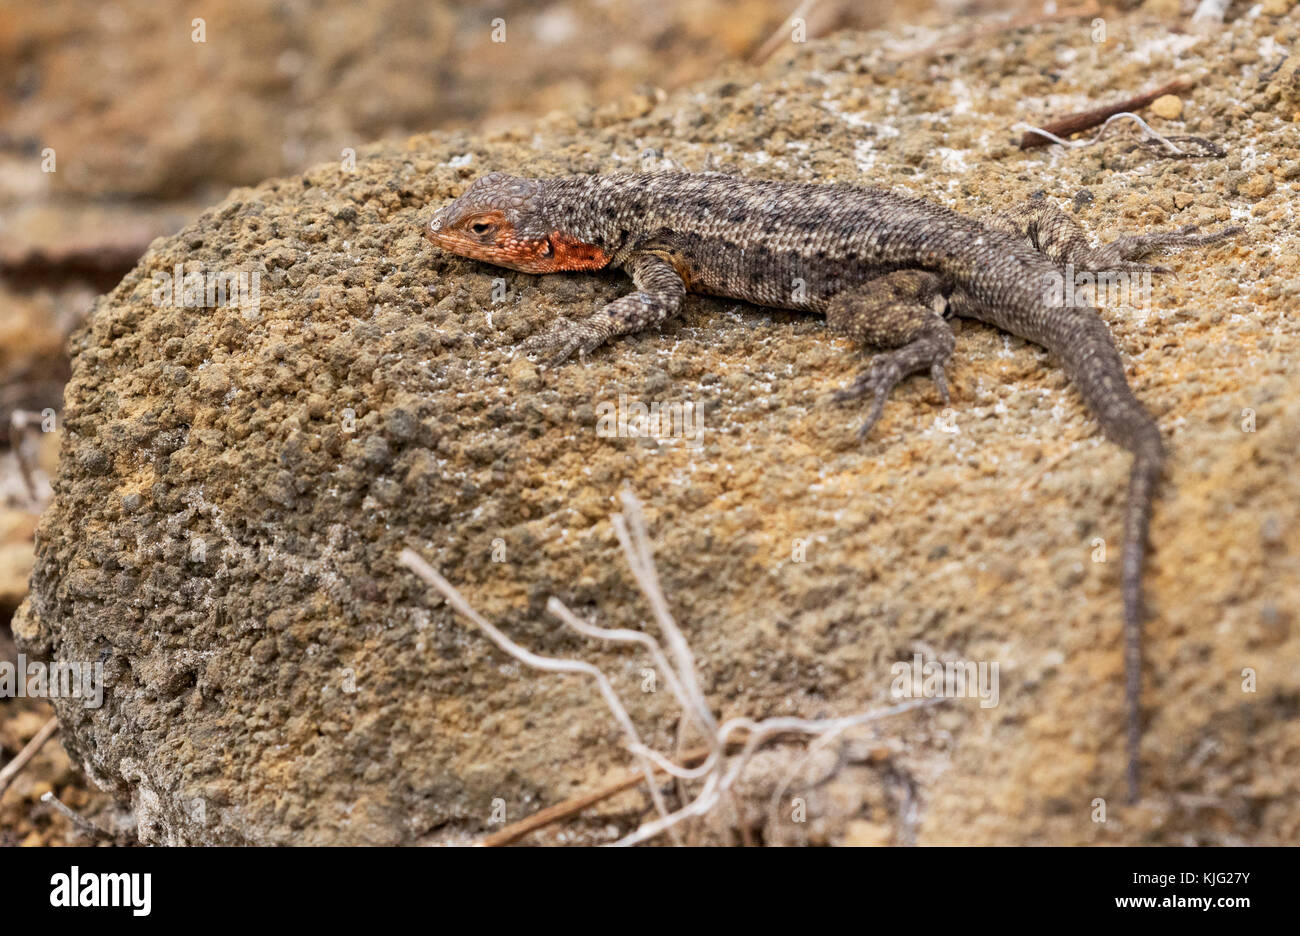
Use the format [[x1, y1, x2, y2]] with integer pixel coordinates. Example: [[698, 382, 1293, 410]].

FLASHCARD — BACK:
[[0, 0, 1052, 844]]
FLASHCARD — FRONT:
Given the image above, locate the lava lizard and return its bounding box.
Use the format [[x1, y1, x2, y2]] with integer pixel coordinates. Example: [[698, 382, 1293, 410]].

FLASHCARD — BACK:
[[425, 170, 1241, 802]]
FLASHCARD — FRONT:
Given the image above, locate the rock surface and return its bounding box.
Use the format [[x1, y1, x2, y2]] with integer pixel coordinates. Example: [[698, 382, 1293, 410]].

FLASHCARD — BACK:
[[14, 11, 1300, 844]]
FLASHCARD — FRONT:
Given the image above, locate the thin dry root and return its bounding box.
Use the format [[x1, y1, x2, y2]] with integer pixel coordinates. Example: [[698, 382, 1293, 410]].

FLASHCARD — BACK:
[[401, 490, 936, 846]]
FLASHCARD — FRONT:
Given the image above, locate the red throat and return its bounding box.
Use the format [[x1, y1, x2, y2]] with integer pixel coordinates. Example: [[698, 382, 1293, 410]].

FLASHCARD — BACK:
[[547, 232, 609, 271]]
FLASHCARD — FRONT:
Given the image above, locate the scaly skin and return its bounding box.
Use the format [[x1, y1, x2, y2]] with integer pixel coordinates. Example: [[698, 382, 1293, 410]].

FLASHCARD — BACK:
[[426, 170, 1241, 803]]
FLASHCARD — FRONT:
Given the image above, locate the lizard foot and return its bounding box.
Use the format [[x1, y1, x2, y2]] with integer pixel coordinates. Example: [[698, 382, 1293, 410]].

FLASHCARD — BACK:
[[834, 354, 951, 440], [522, 315, 616, 367], [1080, 223, 1243, 273], [1099, 260, 1173, 276], [823, 272, 955, 439]]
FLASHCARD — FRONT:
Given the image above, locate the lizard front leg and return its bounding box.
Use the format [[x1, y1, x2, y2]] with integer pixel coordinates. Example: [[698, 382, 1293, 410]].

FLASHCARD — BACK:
[[524, 251, 686, 366], [987, 198, 1241, 274], [827, 270, 955, 439]]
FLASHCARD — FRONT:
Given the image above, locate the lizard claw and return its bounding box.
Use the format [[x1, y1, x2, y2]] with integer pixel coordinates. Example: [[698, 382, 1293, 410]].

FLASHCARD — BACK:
[[541, 346, 578, 368], [1112, 260, 1173, 276], [523, 317, 612, 368], [540, 336, 584, 368], [833, 356, 904, 440], [834, 353, 950, 440], [1110, 224, 1242, 277], [931, 362, 951, 406]]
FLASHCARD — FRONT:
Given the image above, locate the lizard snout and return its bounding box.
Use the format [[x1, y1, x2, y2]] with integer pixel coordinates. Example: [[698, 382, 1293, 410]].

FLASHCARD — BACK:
[[425, 207, 457, 250]]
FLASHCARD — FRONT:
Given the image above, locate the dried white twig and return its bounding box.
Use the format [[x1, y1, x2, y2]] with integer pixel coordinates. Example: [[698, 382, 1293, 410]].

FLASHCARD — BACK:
[[400, 491, 936, 846], [617, 701, 935, 847], [398, 548, 676, 836], [611, 490, 718, 741], [547, 597, 717, 772], [38, 791, 119, 842], [1015, 112, 1186, 154], [0, 715, 59, 798]]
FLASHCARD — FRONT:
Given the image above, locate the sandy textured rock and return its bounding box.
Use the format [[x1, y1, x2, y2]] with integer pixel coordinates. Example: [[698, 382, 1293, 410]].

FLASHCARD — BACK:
[[1267, 51, 1300, 119], [13, 12, 1300, 844]]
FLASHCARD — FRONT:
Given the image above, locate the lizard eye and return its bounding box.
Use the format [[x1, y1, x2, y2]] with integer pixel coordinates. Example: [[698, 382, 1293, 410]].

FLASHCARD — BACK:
[[470, 221, 494, 236]]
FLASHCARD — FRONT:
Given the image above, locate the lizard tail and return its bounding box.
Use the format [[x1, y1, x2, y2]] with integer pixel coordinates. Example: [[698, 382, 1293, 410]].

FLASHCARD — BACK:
[[1121, 429, 1163, 804], [1033, 306, 1165, 805], [947, 287, 1165, 802]]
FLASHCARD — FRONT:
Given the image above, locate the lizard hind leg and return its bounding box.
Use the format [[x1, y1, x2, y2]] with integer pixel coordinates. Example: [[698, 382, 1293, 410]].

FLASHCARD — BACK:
[[988, 198, 1242, 275], [827, 270, 955, 440]]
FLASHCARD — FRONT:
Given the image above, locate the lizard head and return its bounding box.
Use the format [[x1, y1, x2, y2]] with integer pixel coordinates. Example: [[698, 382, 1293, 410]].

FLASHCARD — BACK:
[[425, 171, 610, 274]]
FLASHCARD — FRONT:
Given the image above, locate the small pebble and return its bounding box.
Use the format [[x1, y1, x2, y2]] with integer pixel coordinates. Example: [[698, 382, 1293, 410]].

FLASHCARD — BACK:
[[1241, 173, 1276, 198], [1151, 94, 1183, 120]]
